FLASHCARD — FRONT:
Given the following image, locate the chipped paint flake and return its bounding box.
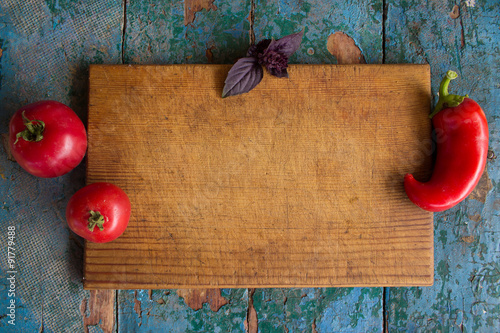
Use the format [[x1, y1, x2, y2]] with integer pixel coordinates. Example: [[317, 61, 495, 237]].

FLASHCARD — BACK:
[[327, 32, 366, 64], [177, 289, 228, 312], [461, 236, 475, 243], [206, 46, 215, 63], [134, 290, 142, 325], [449, 5, 460, 19], [184, 0, 217, 26], [468, 214, 481, 223], [245, 289, 258, 333], [469, 168, 493, 203]]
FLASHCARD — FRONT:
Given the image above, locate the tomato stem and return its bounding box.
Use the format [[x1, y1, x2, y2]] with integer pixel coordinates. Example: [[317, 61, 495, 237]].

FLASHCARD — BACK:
[[14, 111, 46, 144], [429, 70, 469, 119], [88, 210, 105, 231]]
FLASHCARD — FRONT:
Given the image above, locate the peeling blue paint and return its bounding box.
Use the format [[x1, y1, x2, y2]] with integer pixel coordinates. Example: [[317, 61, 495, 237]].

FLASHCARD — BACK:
[[0, 1, 122, 332], [253, 0, 383, 65], [118, 289, 247, 332], [1, 0, 500, 331]]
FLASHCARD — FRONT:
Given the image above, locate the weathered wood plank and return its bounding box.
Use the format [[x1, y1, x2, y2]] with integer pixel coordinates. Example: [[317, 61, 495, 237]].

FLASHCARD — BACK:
[[0, 1, 122, 331], [118, 2, 253, 331], [385, 0, 500, 331], [251, 288, 383, 332], [117, 0, 387, 331], [2, 0, 498, 331], [80, 290, 116, 333], [117, 289, 248, 332], [252, 0, 383, 65], [123, 0, 251, 64], [249, 1, 386, 331]]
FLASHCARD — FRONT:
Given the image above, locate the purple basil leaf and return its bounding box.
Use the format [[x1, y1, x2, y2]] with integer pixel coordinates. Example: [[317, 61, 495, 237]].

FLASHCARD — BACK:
[[266, 30, 304, 57], [222, 57, 264, 98], [258, 50, 289, 78], [246, 39, 271, 57]]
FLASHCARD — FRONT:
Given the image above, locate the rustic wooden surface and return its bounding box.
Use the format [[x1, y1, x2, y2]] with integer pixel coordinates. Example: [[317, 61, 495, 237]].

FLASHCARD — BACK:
[[85, 64, 433, 289], [0, 0, 499, 332]]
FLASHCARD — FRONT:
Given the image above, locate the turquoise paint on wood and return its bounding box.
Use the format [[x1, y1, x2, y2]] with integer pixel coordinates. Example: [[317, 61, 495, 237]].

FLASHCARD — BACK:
[[118, 289, 248, 332], [0, 1, 123, 332], [252, 288, 383, 332], [119, 2, 255, 331], [385, 0, 500, 331], [0, 0, 499, 331], [252, 0, 383, 65], [117, 1, 387, 330], [0, 0, 123, 121], [247, 2, 386, 331], [124, 0, 252, 64]]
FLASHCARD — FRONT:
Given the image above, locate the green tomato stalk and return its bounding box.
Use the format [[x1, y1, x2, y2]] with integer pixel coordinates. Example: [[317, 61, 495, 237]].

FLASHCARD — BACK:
[[14, 111, 45, 144], [88, 210, 105, 231]]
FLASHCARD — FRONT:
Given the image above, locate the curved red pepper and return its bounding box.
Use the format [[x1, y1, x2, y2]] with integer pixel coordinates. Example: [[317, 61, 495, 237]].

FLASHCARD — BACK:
[[404, 71, 489, 212]]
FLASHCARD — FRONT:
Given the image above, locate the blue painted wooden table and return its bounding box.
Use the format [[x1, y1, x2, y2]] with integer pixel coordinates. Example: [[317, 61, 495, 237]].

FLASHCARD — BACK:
[[1, 1, 499, 332]]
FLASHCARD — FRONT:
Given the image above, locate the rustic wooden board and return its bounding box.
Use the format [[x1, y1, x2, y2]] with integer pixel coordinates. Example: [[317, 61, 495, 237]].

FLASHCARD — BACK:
[[84, 64, 433, 289]]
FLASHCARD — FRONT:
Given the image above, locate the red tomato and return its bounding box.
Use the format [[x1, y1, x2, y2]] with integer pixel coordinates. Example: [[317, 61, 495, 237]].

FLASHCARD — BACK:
[[9, 100, 87, 178], [66, 182, 131, 243]]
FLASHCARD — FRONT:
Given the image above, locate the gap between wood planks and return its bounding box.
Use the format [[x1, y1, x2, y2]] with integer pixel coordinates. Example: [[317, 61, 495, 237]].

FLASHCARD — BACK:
[[382, 4, 388, 332], [382, 0, 388, 64], [102, 2, 489, 331], [249, 0, 256, 45], [245, 289, 258, 333], [109, 1, 390, 332], [120, 0, 127, 64]]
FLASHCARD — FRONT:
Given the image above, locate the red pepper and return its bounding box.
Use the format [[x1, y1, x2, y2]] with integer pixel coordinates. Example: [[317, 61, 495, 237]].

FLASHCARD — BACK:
[[404, 70, 489, 212]]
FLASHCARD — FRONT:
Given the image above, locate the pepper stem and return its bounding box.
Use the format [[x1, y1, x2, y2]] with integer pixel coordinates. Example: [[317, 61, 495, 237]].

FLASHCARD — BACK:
[[429, 70, 468, 118], [88, 210, 105, 231], [13, 111, 46, 144]]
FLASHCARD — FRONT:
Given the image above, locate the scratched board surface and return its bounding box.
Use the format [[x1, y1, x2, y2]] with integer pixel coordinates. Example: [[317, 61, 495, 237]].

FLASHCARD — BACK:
[[85, 64, 433, 290], [0, 0, 499, 332]]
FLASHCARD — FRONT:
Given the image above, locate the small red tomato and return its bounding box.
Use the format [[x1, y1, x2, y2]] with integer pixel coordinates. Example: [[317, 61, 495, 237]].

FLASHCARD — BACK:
[[66, 182, 131, 243], [9, 100, 87, 178]]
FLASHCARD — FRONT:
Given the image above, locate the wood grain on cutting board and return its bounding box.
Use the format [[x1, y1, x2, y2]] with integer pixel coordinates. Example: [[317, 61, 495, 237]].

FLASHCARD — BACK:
[[84, 64, 433, 289]]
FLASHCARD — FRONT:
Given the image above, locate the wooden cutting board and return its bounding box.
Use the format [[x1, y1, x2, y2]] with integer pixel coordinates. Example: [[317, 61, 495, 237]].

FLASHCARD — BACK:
[[84, 64, 434, 289]]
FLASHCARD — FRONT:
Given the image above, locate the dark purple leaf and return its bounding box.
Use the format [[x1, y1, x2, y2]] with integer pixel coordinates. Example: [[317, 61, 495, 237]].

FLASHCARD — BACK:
[[266, 30, 304, 57], [222, 57, 263, 98], [246, 39, 271, 57], [268, 67, 288, 78], [258, 50, 288, 78]]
